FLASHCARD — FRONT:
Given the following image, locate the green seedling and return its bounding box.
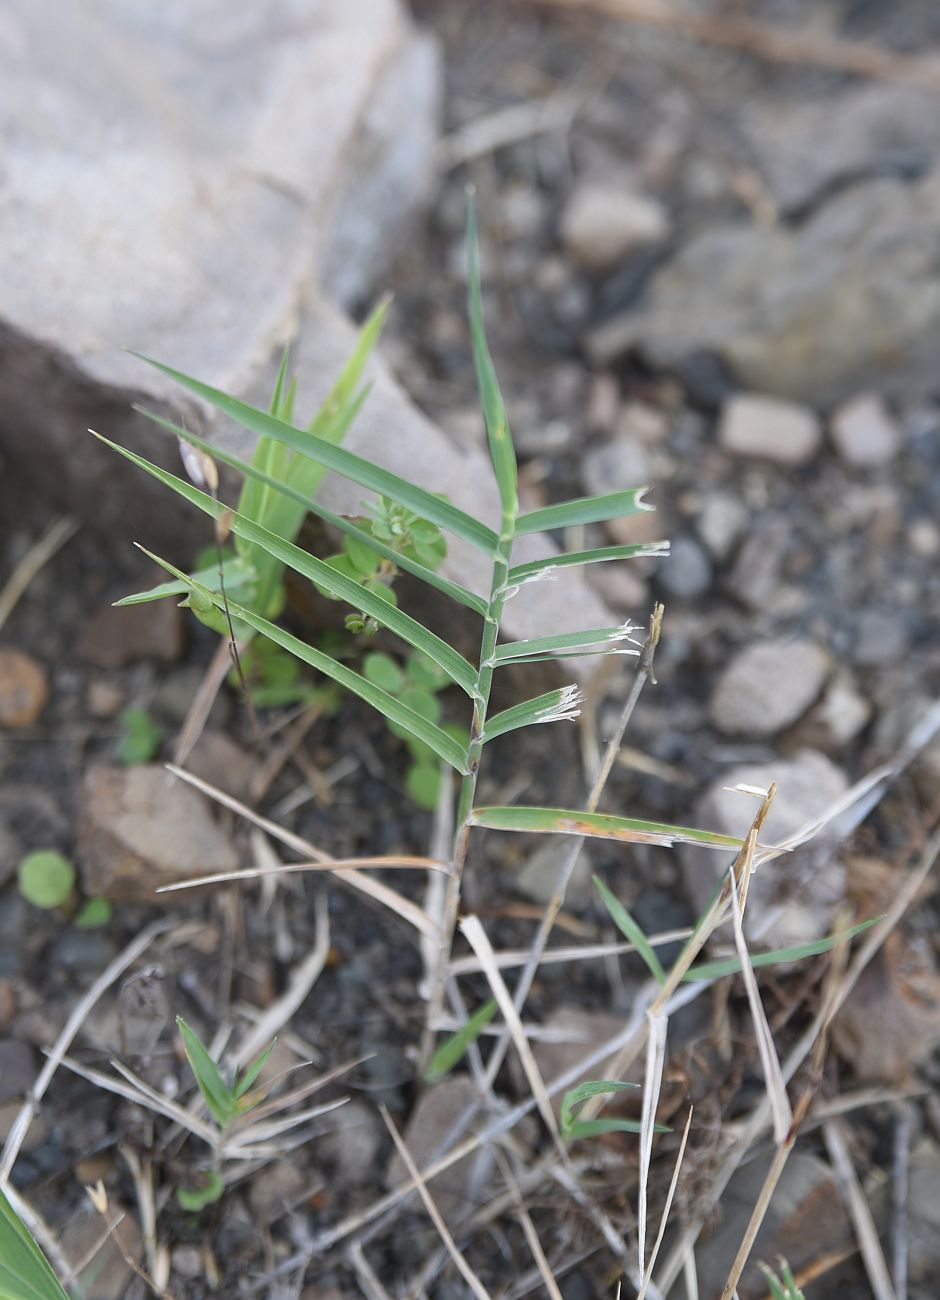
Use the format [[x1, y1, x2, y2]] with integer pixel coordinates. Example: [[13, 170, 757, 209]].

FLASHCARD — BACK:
[[101, 195, 756, 1120], [176, 1017, 275, 1130], [116, 705, 165, 765], [115, 296, 391, 642], [760, 1258, 806, 1299], [229, 636, 329, 710], [74, 897, 113, 929], [17, 850, 75, 910], [559, 1079, 659, 1140], [176, 1169, 225, 1212], [0, 1189, 70, 1299], [364, 649, 468, 809], [424, 998, 498, 1083]]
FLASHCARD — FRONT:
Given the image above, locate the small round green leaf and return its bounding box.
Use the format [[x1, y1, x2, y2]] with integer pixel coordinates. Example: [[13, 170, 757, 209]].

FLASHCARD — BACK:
[[18, 851, 76, 909], [312, 553, 361, 600], [363, 652, 405, 695], [176, 1170, 225, 1212], [74, 898, 113, 929], [406, 652, 448, 690], [343, 533, 381, 577], [406, 762, 442, 810], [399, 687, 441, 724]]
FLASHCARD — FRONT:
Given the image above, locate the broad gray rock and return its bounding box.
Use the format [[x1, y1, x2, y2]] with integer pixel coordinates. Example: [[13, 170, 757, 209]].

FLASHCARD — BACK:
[[686, 1152, 852, 1300], [385, 1076, 493, 1223], [744, 82, 939, 213], [710, 638, 830, 737], [0, 0, 616, 664], [682, 750, 848, 948], [78, 764, 238, 901], [588, 173, 940, 406], [0, 0, 438, 540]]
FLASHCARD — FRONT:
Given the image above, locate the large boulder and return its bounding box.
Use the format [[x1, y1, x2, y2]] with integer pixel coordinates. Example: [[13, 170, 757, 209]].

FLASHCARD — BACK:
[[588, 172, 940, 406], [0, 0, 438, 541], [0, 0, 618, 659]]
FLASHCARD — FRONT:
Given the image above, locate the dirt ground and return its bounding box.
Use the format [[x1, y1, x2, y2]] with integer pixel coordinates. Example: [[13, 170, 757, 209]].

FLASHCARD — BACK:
[[2, 2, 940, 1297]]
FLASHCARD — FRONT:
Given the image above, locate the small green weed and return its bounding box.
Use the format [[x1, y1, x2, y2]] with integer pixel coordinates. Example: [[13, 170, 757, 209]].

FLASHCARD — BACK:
[[116, 705, 165, 764], [760, 1258, 806, 1299], [17, 849, 111, 931], [174, 1017, 277, 1211], [17, 850, 75, 909], [364, 649, 468, 809], [177, 1017, 275, 1130]]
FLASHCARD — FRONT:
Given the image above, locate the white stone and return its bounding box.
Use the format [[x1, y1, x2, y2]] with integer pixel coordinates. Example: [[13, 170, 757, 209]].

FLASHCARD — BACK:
[[696, 491, 750, 560], [830, 392, 902, 466], [812, 670, 871, 745], [561, 183, 670, 272], [710, 638, 830, 736], [718, 393, 822, 465]]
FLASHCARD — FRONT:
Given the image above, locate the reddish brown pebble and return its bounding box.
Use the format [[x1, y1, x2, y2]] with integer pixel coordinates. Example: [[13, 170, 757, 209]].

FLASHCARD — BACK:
[[0, 647, 49, 727], [0, 980, 15, 1031]]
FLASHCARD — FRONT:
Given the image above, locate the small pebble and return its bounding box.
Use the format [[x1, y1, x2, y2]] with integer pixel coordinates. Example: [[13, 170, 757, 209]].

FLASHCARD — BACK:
[[830, 392, 902, 467], [0, 980, 15, 1032], [813, 670, 871, 745], [586, 563, 649, 614], [852, 609, 909, 667], [561, 182, 670, 272], [657, 536, 712, 599], [696, 491, 750, 560], [710, 637, 830, 736], [171, 1246, 203, 1281], [582, 438, 652, 500], [0, 648, 49, 728], [0, 1038, 37, 1101], [908, 518, 940, 557], [86, 680, 125, 719], [719, 393, 822, 465], [516, 837, 595, 908], [586, 373, 620, 434]]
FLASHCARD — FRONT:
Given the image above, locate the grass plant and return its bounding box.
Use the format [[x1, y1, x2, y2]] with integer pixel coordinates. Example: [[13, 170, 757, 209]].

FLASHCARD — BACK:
[[3, 194, 913, 1297]]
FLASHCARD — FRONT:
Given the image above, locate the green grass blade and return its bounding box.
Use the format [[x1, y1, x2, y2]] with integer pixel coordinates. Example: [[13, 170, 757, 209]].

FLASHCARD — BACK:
[[127, 412, 487, 617], [114, 557, 257, 606], [466, 196, 517, 516], [507, 540, 670, 584], [139, 550, 468, 771], [94, 434, 478, 695], [269, 345, 291, 417], [483, 686, 583, 742], [560, 1079, 668, 1140], [130, 354, 499, 554], [233, 1040, 276, 1101], [566, 1117, 667, 1138], [424, 999, 498, 1083], [593, 876, 666, 985], [492, 624, 638, 664], [177, 1017, 232, 1127], [0, 1191, 70, 1300], [560, 1078, 638, 1125], [683, 918, 880, 982], [468, 806, 744, 850], [237, 343, 293, 529], [515, 488, 652, 536]]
